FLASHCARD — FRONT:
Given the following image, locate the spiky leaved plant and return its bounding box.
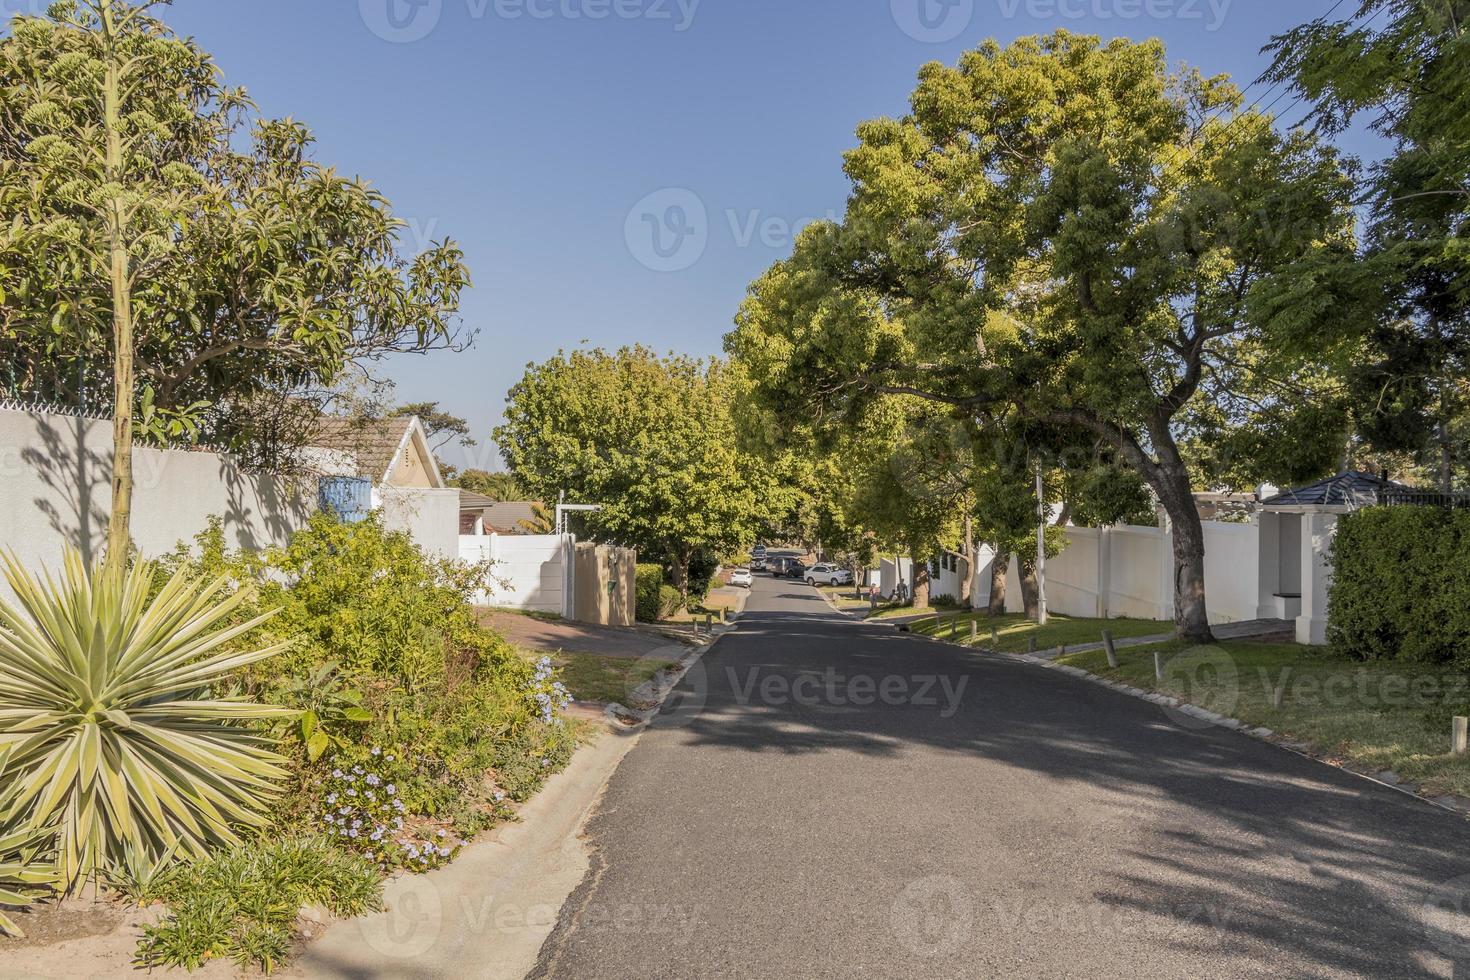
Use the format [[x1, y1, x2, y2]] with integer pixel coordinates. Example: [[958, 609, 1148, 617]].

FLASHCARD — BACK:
[[0, 751, 59, 937], [0, 548, 295, 889]]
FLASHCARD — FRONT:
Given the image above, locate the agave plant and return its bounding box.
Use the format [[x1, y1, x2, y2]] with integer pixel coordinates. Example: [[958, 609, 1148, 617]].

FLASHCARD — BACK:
[[0, 821, 59, 938], [0, 548, 296, 889]]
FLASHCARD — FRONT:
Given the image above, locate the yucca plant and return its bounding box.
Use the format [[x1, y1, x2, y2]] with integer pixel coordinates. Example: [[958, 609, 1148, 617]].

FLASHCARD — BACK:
[[0, 822, 59, 938], [0, 548, 296, 890]]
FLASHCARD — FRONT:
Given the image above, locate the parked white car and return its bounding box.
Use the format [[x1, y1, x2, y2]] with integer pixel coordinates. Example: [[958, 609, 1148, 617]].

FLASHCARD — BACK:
[[804, 563, 852, 586], [729, 567, 753, 588]]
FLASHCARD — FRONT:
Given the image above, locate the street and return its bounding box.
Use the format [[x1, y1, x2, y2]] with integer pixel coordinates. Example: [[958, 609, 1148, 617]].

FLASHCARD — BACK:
[[533, 573, 1470, 978]]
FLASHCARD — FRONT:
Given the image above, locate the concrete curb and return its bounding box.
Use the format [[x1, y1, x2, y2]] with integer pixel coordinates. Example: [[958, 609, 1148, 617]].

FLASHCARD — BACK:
[[990, 646, 1470, 819], [607, 621, 736, 726]]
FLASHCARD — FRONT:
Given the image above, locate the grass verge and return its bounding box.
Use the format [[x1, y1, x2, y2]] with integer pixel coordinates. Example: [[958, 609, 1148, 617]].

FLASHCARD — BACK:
[[553, 652, 681, 705], [1058, 638, 1470, 798], [911, 611, 1167, 652]]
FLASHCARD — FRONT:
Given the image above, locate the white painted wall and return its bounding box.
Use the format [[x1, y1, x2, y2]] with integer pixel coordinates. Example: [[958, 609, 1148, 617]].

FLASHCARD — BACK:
[[375, 486, 460, 560], [978, 519, 1266, 626], [0, 407, 311, 596], [460, 532, 573, 616]]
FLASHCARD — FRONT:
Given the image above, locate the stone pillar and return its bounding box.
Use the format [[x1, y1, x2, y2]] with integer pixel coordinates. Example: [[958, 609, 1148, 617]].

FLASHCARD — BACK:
[[1296, 511, 1338, 646]]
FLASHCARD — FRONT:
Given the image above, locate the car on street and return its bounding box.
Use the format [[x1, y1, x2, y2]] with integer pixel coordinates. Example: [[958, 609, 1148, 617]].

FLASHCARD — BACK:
[[804, 563, 853, 586], [750, 557, 767, 571], [729, 567, 753, 588], [752, 544, 768, 560], [783, 561, 810, 580]]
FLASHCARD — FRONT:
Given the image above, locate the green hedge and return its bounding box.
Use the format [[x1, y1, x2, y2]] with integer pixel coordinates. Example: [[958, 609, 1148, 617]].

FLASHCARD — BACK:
[[1329, 507, 1470, 663], [635, 564, 665, 622]]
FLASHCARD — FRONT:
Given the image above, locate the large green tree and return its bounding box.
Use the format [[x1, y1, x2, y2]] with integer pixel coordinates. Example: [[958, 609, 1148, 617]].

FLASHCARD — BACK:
[[0, 2, 471, 512], [728, 32, 1357, 641], [1266, 0, 1470, 490], [496, 347, 764, 595]]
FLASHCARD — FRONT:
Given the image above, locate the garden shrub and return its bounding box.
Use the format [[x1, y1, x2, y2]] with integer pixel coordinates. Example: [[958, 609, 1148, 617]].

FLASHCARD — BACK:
[[136, 836, 382, 973], [157, 514, 580, 858], [1328, 506, 1470, 663], [659, 584, 685, 618], [687, 550, 719, 603], [635, 563, 665, 622]]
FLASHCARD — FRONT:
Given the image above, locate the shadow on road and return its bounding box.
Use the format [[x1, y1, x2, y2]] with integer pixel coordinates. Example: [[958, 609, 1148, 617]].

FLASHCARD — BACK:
[[654, 602, 1470, 977]]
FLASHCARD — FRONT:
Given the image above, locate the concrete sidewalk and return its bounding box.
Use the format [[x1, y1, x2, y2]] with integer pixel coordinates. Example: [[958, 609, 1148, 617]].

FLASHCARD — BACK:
[[290, 723, 644, 980]]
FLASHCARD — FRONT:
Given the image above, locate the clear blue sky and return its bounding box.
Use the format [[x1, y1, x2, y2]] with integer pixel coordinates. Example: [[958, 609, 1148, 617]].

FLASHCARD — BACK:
[[155, 0, 1367, 473]]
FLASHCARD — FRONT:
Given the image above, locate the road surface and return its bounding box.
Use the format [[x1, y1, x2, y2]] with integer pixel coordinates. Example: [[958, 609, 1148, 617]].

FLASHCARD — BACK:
[[531, 573, 1470, 978]]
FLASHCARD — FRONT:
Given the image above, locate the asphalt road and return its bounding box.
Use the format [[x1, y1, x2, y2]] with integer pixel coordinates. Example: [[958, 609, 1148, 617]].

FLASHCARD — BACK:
[[531, 573, 1470, 978]]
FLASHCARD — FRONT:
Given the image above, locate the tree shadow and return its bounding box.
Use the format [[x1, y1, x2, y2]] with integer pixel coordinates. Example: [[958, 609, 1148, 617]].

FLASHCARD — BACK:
[[20, 413, 109, 562], [652, 610, 1470, 977]]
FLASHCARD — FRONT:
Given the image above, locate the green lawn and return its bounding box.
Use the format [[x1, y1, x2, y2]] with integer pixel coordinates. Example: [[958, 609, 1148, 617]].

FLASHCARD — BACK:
[[910, 611, 1168, 652], [552, 652, 681, 705], [1058, 639, 1470, 798], [817, 584, 890, 612]]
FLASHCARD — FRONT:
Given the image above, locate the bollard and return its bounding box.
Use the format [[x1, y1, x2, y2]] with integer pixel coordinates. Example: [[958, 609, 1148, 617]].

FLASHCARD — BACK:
[[970, 620, 978, 644], [951, 614, 959, 639], [1102, 629, 1118, 669], [1153, 651, 1164, 681], [706, 613, 714, 634], [1272, 672, 1289, 710], [1455, 716, 1469, 756], [991, 624, 1000, 646], [1027, 637, 1036, 654], [692, 617, 700, 640], [1056, 644, 1065, 659]]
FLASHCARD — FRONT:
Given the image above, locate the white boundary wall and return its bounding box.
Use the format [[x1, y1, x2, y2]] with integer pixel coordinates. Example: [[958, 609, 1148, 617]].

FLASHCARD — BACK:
[[0, 406, 311, 596], [977, 519, 1269, 626], [375, 486, 459, 560], [459, 532, 574, 616]]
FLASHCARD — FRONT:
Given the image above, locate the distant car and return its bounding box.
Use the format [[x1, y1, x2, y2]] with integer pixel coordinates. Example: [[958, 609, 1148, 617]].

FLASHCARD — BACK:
[[729, 567, 753, 588], [783, 561, 810, 580], [805, 563, 853, 586], [750, 557, 767, 572], [752, 544, 768, 559]]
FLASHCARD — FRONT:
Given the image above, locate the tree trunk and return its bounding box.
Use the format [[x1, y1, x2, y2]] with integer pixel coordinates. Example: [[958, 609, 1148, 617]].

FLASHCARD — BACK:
[[102, 0, 133, 573], [911, 554, 931, 609], [1150, 455, 1214, 643], [1018, 556, 1039, 620], [960, 514, 974, 608], [669, 547, 691, 605], [988, 545, 1008, 616]]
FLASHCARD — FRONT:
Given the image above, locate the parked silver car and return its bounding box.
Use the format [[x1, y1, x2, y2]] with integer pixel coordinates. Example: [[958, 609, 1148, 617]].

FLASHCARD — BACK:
[[804, 563, 853, 586]]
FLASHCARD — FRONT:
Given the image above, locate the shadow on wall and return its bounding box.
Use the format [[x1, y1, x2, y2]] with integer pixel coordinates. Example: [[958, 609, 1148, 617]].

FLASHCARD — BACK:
[[5, 408, 311, 571], [21, 413, 109, 563]]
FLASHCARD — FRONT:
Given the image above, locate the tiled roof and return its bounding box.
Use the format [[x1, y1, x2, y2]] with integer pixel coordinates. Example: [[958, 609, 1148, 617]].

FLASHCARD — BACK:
[[1260, 471, 1411, 508], [308, 415, 415, 484]]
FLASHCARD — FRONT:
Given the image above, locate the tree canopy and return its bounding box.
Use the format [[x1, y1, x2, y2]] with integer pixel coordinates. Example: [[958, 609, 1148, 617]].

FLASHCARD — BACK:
[[0, 2, 471, 468], [495, 346, 765, 593], [727, 31, 1358, 640]]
